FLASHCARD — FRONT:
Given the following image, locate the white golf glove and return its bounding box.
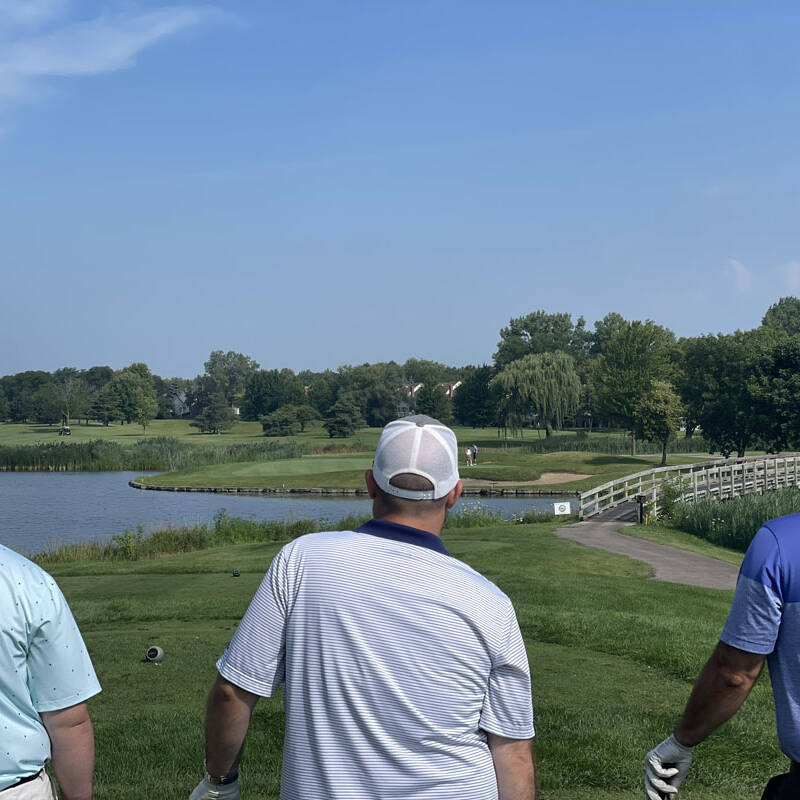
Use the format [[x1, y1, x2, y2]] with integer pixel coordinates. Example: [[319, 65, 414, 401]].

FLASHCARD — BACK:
[[645, 734, 694, 799], [188, 777, 240, 800]]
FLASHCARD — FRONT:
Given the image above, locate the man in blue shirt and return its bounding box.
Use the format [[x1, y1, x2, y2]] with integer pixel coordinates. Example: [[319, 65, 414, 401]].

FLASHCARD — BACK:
[[190, 415, 535, 800], [0, 544, 101, 800], [645, 514, 800, 799]]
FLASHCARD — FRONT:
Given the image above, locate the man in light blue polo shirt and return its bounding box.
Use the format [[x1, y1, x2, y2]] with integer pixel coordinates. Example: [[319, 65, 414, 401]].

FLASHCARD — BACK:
[[190, 415, 535, 800], [645, 514, 800, 799], [0, 544, 101, 800]]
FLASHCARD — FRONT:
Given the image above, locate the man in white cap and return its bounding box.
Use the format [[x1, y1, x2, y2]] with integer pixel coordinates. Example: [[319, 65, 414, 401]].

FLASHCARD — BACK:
[[190, 415, 535, 800]]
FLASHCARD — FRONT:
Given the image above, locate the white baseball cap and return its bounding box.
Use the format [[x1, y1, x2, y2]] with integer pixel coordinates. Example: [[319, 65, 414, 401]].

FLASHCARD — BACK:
[[372, 415, 460, 500]]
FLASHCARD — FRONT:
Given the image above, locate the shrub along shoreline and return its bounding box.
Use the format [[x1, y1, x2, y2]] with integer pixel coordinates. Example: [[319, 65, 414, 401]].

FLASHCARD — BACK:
[[0, 437, 307, 472], [31, 507, 560, 565], [667, 485, 800, 552]]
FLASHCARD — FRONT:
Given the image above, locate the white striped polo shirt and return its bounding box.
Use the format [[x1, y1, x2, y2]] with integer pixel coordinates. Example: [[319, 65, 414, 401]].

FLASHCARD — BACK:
[[217, 519, 534, 800]]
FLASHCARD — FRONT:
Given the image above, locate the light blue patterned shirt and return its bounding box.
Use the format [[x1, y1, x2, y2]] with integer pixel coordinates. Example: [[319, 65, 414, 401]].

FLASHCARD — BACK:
[[0, 545, 101, 790], [721, 513, 800, 761]]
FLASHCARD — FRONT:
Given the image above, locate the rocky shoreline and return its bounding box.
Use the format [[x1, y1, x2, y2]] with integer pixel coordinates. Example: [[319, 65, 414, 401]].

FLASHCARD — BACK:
[[128, 480, 578, 497]]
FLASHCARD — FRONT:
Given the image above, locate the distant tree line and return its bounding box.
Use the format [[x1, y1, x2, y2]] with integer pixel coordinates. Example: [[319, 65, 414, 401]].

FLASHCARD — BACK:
[[5, 296, 800, 454]]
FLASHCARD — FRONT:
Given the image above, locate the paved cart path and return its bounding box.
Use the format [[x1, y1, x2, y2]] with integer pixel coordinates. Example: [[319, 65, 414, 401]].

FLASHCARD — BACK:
[[555, 507, 739, 591]]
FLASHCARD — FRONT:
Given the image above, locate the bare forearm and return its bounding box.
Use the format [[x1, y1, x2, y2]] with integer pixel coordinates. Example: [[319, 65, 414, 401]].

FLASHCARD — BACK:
[[205, 677, 258, 776], [488, 734, 535, 800], [674, 643, 764, 747], [47, 717, 95, 800]]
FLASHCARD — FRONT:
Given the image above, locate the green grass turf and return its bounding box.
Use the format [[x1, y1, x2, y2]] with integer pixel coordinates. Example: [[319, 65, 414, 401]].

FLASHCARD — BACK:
[[6, 420, 711, 462], [620, 523, 746, 567], [137, 450, 708, 491], [47, 520, 784, 799], [0, 420, 624, 449]]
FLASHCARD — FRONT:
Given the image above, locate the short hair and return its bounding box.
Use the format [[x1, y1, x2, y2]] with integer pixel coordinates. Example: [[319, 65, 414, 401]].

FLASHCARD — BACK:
[[373, 473, 449, 517]]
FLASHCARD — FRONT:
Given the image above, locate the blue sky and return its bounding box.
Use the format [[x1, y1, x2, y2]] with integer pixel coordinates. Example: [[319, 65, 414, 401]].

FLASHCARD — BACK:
[[2, 0, 799, 378]]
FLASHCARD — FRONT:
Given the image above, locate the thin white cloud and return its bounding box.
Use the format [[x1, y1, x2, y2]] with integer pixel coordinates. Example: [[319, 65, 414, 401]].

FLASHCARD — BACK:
[[0, 6, 219, 111], [726, 258, 753, 293], [785, 261, 800, 291], [0, 0, 66, 28]]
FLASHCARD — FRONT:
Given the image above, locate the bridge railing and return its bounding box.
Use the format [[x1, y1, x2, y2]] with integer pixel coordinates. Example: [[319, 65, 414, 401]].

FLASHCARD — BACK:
[[578, 454, 800, 520]]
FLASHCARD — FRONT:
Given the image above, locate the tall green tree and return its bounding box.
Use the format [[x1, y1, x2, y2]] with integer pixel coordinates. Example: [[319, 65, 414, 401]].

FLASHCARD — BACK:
[[261, 406, 301, 437], [190, 392, 237, 434], [748, 332, 800, 452], [323, 397, 365, 438], [679, 330, 774, 457], [204, 351, 260, 404], [300, 371, 336, 415], [241, 369, 303, 420], [91, 383, 120, 425], [589, 312, 628, 356], [494, 311, 587, 367], [365, 387, 401, 427], [52, 367, 85, 425], [31, 384, 62, 424], [633, 381, 683, 466], [491, 352, 581, 438], [134, 393, 159, 434], [592, 320, 675, 453], [103, 369, 159, 426], [1, 371, 52, 422], [414, 383, 454, 424], [762, 297, 800, 337], [453, 366, 498, 427]]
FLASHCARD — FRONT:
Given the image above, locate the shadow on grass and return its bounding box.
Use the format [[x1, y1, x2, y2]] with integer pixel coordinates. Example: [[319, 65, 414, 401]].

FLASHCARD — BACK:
[[583, 455, 655, 466]]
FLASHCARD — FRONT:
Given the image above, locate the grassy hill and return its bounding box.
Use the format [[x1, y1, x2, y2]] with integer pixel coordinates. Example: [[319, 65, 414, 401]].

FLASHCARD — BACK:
[[43, 518, 781, 799]]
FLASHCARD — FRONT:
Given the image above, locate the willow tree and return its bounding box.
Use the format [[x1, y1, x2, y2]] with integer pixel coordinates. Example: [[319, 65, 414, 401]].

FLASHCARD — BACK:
[[491, 352, 581, 438]]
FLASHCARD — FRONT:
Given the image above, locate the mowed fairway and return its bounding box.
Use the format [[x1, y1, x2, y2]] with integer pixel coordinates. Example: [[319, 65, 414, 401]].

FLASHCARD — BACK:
[[139, 454, 374, 489], [0, 420, 612, 449], [48, 521, 783, 799], [138, 451, 708, 491]]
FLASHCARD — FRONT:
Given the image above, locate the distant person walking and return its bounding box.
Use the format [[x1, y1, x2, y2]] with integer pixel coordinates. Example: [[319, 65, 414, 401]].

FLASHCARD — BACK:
[[465, 445, 473, 466], [645, 512, 800, 799], [190, 415, 535, 800], [0, 544, 101, 800], [472, 444, 479, 465]]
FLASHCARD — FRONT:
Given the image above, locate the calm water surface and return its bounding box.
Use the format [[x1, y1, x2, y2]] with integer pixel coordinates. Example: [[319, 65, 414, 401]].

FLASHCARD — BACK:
[[0, 472, 573, 555]]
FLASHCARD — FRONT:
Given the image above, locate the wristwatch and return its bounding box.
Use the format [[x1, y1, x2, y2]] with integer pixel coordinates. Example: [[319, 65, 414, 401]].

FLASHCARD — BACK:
[[204, 763, 239, 785]]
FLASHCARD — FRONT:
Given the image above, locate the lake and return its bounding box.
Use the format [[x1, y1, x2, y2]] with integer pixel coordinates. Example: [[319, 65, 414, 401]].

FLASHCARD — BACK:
[[0, 472, 574, 555]]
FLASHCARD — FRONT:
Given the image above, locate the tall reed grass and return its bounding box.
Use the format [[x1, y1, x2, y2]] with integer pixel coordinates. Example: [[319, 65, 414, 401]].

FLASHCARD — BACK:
[[0, 437, 302, 472], [522, 434, 710, 456], [33, 507, 561, 564], [670, 486, 800, 552]]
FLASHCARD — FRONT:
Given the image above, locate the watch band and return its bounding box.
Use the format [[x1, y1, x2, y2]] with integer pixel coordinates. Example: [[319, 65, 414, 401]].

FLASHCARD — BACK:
[[204, 763, 239, 786]]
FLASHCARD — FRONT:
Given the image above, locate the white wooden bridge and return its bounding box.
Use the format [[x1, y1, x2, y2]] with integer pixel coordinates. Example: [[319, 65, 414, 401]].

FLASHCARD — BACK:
[[578, 454, 800, 520]]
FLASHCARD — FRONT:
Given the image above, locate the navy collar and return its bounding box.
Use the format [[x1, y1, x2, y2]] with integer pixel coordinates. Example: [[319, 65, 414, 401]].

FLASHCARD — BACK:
[[356, 518, 450, 556]]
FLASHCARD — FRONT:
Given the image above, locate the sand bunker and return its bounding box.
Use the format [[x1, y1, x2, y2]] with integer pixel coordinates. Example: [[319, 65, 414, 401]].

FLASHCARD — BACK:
[[461, 472, 591, 487]]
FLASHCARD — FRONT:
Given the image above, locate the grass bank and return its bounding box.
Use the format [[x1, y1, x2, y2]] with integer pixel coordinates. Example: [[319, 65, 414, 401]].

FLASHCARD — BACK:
[[523, 433, 711, 456], [33, 508, 560, 567], [40, 518, 783, 799]]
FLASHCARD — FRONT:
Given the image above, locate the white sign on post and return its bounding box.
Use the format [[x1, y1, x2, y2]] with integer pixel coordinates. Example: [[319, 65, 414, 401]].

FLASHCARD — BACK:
[[553, 501, 571, 515]]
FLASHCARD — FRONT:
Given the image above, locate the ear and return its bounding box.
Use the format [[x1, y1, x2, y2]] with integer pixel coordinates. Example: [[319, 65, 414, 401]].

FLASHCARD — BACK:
[[444, 479, 463, 510], [365, 469, 378, 499]]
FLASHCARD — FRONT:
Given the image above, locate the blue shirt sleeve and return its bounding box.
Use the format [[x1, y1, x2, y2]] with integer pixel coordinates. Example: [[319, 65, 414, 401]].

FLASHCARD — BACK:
[[720, 526, 784, 655], [27, 578, 101, 712]]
